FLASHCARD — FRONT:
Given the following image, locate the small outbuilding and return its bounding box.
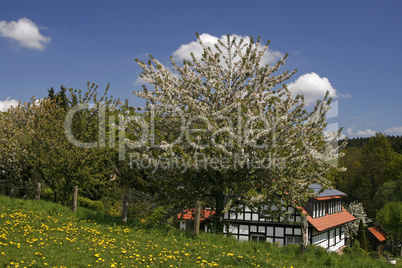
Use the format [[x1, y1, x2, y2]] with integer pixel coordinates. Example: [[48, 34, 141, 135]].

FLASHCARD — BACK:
[[367, 226, 387, 255], [178, 209, 215, 232]]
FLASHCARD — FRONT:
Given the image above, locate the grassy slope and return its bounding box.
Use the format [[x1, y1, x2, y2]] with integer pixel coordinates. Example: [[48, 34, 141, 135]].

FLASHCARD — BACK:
[[0, 195, 397, 268]]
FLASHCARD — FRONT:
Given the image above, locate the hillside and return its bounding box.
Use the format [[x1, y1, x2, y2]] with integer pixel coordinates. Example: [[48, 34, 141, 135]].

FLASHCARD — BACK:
[[346, 136, 402, 154], [0, 195, 397, 267]]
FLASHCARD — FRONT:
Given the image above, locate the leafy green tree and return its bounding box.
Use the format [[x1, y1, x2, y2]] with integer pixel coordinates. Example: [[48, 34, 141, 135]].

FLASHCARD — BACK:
[[0, 83, 119, 203], [388, 135, 402, 154], [335, 134, 402, 218], [362, 133, 402, 216], [374, 177, 402, 209], [334, 146, 365, 204], [0, 100, 35, 196], [376, 201, 402, 254], [130, 34, 346, 231], [48, 85, 70, 109]]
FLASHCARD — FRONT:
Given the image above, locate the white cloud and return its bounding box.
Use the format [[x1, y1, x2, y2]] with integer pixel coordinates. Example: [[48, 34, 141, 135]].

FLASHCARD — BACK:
[[172, 33, 284, 66], [0, 97, 19, 112], [385, 126, 402, 135], [347, 124, 376, 137], [346, 126, 354, 136], [355, 129, 376, 136], [287, 72, 338, 106], [0, 18, 51, 50], [340, 93, 351, 99]]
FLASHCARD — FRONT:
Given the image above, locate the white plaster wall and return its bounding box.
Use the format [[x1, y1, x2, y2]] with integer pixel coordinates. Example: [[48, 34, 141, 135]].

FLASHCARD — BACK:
[[180, 220, 186, 230]]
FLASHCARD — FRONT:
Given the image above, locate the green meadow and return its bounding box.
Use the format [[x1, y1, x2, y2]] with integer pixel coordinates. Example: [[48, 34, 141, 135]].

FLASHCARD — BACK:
[[0, 195, 397, 268]]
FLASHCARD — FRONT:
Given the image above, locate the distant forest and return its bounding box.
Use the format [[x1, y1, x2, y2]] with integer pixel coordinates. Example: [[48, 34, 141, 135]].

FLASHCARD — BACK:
[[331, 134, 402, 219], [347, 135, 402, 154]]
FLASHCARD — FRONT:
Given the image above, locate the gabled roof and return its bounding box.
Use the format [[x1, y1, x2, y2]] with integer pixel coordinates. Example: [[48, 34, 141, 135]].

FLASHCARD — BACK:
[[368, 226, 387, 242], [178, 209, 215, 223], [302, 207, 356, 232], [310, 183, 347, 198]]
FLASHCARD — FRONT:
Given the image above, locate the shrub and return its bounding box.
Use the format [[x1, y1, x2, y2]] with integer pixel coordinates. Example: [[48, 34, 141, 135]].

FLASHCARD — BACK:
[[41, 188, 55, 201], [147, 206, 168, 225], [77, 196, 104, 212], [369, 251, 380, 259], [344, 240, 368, 257], [100, 196, 122, 217]]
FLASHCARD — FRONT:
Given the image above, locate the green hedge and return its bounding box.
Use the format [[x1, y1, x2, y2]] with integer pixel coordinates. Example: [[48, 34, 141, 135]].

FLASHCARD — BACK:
[[78, 196, 104, 212]]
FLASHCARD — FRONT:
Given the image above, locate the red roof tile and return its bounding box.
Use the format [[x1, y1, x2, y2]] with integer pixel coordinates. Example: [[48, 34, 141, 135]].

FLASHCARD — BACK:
[[307, 208, 356, 232], [314, 195, 344, 201], [314, 196, 333, 201], [178, 209, 215, 223], [368, 226, 387, 242]]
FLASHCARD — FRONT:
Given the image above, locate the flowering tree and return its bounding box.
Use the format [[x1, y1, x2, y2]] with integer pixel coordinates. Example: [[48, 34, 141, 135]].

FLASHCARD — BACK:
[[0, 84, 118, 202], [130, 34, 345, 230], [0, 102, 34, 195], [345, 201, 371, 245]]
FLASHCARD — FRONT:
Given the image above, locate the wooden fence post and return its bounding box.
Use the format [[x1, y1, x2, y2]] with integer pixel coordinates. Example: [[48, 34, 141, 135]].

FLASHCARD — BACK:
[[194, 200, 201, 236], [122, 194, 129, 223], [35, 183, 41, 201], [0, 185, 5, 196], [73, 186, 78, 213]]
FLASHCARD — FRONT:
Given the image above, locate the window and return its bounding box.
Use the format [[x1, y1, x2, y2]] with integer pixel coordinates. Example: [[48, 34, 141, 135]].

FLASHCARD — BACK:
[[321, 202, 324, 216], [320, 202, 323, 217], [322, 202, 325, 216], [328, 201, 333, 214], [251, 234, 265, 243], [286, 236, 302, 245], [313, 203, 316, 218]]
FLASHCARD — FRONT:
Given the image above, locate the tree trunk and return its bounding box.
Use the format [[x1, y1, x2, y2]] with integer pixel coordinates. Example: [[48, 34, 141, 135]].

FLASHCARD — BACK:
[[300, 214, 308, 254], [122, 194, 129, 223], [194, 200, 201, 236], [214, 190, 225, 233], [35, 183, 41, 201], [21, 180, 27, 199], [73, 186, 78, 213], [53, 187, 58, 202], [8, 183, 15, 198]]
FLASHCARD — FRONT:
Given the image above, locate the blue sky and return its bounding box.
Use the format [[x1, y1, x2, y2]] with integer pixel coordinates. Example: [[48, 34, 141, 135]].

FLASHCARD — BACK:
[[1, 1, 401, 138]]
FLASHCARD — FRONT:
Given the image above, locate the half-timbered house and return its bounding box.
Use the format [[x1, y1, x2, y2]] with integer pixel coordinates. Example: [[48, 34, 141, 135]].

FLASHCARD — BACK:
[[179, 184, 356, 252]]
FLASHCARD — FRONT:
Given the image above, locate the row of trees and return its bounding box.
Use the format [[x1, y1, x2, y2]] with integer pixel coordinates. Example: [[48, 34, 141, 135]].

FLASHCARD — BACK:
[[335, 134, 402, 254], [0, 84, 123, 203], [1, 34, 344, 235], [333, 133, 402, 218]]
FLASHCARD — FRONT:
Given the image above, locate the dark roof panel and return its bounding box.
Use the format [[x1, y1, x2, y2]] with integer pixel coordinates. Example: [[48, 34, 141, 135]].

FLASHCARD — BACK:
[[309, 183, 347, 197]]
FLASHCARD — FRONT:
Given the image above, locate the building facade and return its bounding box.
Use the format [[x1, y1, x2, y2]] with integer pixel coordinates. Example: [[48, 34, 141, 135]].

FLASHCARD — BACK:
[[179, 184, 356, 252]]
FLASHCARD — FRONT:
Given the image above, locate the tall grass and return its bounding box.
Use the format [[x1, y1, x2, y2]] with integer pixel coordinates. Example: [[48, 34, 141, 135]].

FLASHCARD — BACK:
[[0, 195, 397, 267]]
